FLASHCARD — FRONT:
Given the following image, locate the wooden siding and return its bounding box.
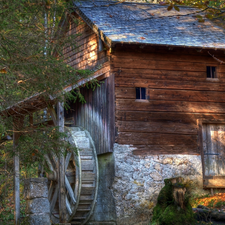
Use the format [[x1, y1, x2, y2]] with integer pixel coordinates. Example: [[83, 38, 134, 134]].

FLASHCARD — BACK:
[[112, 44, 225, 155], [63, 15, 108, 70], [63, 15, 114, 154], [66, 75, 115, 155]]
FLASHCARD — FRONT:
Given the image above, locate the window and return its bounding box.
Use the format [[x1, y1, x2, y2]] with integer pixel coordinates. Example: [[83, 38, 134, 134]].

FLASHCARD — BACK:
[[207, 66, 217, 78], [136, 87, 146, 100]]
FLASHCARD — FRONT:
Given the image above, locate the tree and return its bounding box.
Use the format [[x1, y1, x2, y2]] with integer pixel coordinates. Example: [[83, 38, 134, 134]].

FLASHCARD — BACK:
[[159, 0, 225, 23], [0, 0, 96, 162], [0, 1, 96, 223]]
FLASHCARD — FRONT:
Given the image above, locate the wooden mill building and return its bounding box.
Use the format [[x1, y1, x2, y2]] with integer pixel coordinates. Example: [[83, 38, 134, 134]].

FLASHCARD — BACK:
[[63, 1, 225, 224], [2, 1, 225, 224]]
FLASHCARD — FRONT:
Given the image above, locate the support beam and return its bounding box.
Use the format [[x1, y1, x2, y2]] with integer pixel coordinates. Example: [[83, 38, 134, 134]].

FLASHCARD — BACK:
[[57, 101, 66, 223], [13, 116, 24, 225]]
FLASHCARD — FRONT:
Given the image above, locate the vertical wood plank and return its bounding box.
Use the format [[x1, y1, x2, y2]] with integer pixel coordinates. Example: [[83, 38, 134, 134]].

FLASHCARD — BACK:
[[13, 116, 24, 225], [198, 120, 205, 179], [217, 125, 225, 175], [202, 124, 208, 176], [207, 124, 218, 176], [109, 74, 115, 152], [57, 101, 66, 222], [67, 76, 114, 155], [102, 79, 106, 154]]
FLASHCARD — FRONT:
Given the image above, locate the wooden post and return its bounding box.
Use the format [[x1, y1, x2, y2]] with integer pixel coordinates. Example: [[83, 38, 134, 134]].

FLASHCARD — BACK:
[[57, 101, 66, 222], [13, 116, 24, 225]]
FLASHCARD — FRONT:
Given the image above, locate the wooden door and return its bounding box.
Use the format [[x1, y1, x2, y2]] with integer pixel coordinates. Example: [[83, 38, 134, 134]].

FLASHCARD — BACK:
[[202, 124, 225, 177]]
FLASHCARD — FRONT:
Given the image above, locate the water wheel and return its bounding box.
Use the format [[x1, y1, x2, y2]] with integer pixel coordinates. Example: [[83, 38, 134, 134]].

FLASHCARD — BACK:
[[44, 127, 99, 225]]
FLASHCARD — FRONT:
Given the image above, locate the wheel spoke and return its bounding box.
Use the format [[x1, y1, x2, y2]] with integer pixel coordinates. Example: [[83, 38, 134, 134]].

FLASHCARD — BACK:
[[66, 196, 72, 215], [65, 152, 72, 170], [48, 181, 54, 201], [65, 175, 76, 204], [50, 184, 59, 212]]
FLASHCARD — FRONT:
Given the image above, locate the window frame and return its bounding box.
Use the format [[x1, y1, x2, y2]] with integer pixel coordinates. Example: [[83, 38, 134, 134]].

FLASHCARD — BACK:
[[206, 66, 217, 79], [135, 87, 149, 102]]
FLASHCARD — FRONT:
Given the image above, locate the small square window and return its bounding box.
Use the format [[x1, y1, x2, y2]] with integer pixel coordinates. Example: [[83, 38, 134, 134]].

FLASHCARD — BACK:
[[136, 87, 146, 99], [207, 66, 217, 78]]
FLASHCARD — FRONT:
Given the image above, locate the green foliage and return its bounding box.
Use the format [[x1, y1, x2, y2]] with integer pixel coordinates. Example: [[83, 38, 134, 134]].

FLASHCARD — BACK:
[[214, 200, 225, 208], [0, 0, 98, 109], [2, 125, 78, 174], [0, 1, 99, 221], [0, 0, 99, 171], [207, 199, 215, 208]]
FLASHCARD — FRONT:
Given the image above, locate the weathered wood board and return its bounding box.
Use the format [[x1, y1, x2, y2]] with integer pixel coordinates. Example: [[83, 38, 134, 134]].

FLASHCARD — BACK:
[[113, 44, 225, 155], [203, 124, 225, 177]]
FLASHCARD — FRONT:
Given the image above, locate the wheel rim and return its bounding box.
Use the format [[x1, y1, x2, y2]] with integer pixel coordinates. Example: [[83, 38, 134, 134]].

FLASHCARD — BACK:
[[44, 126, 98, 225], [45, 127, 81, 224]]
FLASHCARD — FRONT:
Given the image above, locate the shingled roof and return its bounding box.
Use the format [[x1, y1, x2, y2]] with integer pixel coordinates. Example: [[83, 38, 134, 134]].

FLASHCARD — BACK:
[[73, 0, 225, 50]]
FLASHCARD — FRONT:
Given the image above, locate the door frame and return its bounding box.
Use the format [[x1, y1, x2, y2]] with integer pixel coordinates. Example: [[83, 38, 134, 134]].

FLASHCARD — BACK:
[[197, 119, 225, 188]]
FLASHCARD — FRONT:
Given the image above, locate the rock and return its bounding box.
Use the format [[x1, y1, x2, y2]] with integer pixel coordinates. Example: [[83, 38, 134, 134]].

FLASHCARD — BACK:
[[162, 158, 173, 165], [154, 164, 161, 172], [197, 205, 209, 210], [26, 198, 50, 214], [150, 172, 162, 181], [211, 211, 225, 221], [23, 178, 50, 225], [21, 213, 51, 225], [24, 178, 48, 200]]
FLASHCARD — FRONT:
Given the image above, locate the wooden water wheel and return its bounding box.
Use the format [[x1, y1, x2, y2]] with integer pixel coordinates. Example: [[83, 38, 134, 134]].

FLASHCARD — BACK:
[[44, 126, 99, 225]]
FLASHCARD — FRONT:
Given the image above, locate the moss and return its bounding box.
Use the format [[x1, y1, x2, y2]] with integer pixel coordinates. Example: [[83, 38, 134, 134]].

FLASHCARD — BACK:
[[152, 178, 196, 225], [159, 204, 196, 225], [156, 179, 174, 208]]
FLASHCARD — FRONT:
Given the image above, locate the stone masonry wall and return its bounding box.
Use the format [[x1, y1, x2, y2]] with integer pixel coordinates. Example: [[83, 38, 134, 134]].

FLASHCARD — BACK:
[[112, 144, 203, 225]]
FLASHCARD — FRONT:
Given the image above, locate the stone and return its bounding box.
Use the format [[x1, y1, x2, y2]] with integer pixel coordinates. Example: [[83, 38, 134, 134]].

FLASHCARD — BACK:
[[56, 224, 71, 225], [112, 145, 203, 225], [24, 178, 48, 200], [26, 198, 50, 214], [162, 158, 173, 165], [154, 164, 161, 172], [150, 172, 162, 181], [21, 213, 51, 225], [23, 177, 51, 225], [174, 158, 188, 166]]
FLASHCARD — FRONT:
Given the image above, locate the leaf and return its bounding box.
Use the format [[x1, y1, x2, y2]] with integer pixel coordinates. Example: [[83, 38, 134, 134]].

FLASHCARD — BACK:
[[0, 68, 7, 74], [198, 18, 205, 23], [196, 15, 203, 19], [167, 5, 173, 11], [174, 5, 180, 11], [205, 14, 213, 19]]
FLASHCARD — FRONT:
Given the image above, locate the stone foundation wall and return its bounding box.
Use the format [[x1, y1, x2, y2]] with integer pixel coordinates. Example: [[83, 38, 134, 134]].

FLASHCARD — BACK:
[[112, 144, 203, 225]]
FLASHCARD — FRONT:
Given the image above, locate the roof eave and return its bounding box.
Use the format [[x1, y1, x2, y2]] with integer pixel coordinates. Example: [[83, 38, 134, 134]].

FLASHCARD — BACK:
[[73, 2, 112, 48]]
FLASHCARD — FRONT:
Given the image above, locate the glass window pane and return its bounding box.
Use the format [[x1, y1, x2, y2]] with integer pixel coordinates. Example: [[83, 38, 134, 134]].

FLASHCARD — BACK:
[[136, 87, 140, 99], [141, 88, 146, 99], [207, 66, 211, 78]]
